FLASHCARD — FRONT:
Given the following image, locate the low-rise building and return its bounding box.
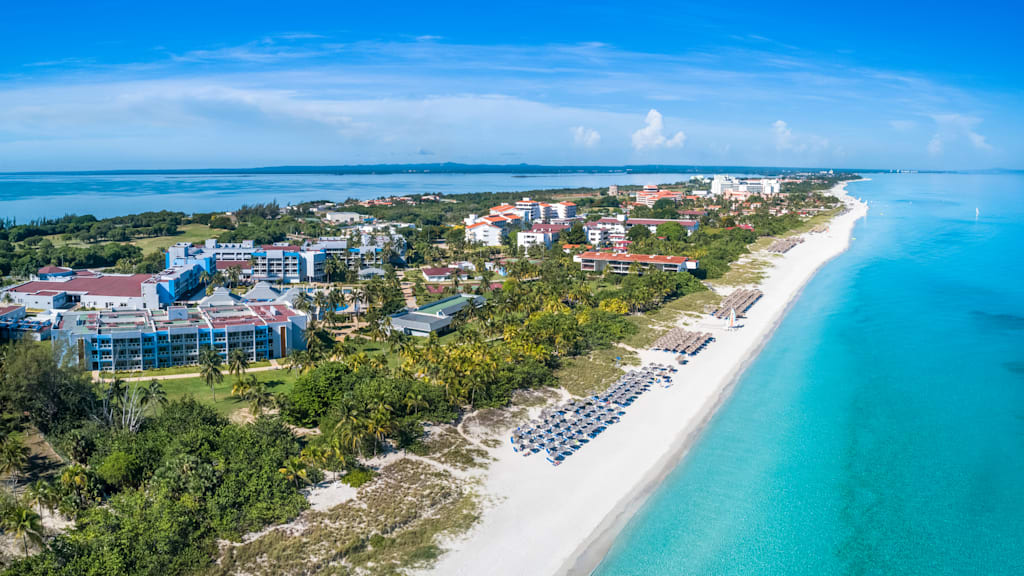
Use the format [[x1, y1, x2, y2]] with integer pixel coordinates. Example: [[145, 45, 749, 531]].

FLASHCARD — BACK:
[[711, 175, 780, 197], [574, 251, 699, 274], [4, 270, 160, 310], [387, 294, 485, 337], [308, 234, 407, 268], [0, 305, 51, 341], [584, 216, 699, 247], [635, 186, 683, 207], [517, 223, 569, 250], [35, 266, 74, 280], [421, 267, 461, 282], [322, 211, 364, 224], [464, 219, 508, 246], [54, 301, 307, 372]]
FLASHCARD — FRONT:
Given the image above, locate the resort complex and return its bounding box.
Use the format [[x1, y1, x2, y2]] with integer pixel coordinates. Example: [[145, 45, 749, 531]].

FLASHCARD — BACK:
[[0, 169, 860, 576]]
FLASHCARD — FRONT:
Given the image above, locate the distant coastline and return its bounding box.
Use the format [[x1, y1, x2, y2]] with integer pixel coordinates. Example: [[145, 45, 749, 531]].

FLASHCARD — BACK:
[[1, 162, 899, 177]]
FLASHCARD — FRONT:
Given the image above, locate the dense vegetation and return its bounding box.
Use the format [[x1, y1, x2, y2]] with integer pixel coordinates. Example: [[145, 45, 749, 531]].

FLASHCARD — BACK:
[[0, 341, 312, 575]]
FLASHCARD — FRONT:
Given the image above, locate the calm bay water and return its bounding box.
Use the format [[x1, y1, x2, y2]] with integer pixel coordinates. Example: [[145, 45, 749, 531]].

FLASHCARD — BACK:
[[595, 173, 1024, 575], [0, 172, 695, 222]]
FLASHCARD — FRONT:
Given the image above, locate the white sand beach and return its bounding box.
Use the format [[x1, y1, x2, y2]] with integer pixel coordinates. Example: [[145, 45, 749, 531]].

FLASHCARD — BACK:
[[428, 184, 868, 576]]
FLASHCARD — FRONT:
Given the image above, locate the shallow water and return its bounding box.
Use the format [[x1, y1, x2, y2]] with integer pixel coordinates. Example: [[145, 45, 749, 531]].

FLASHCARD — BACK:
[[594, 173, 1024, 575]]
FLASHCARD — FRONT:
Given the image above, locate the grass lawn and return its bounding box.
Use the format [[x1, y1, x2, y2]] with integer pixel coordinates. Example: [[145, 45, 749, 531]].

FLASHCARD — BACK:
[[110, 359, 275, 378], [130, 223, 220, 255], [159, 368, 300, 417], [19, 223, 221, 256]]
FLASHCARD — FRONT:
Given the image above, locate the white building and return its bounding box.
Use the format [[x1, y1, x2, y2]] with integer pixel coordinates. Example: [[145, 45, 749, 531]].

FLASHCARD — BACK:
[[552, 201, 577, 220], [516, 223, 569, 250], [711, 175, 780, 197], [465, 222, 506, 246], [323, 211, 364, 224]]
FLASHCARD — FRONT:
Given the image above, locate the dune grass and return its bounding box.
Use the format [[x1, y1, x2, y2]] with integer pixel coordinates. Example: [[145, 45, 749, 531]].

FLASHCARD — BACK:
[[213, 458, 480, 576], [555, 346, 639, 398]]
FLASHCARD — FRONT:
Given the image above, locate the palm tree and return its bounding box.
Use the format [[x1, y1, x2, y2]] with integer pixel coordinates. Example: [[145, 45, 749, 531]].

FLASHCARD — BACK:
[[231, 373, 255, 399], [244, 381, 275, 416], [301, 444, 337, 482], [333, 408, 369, 460], [141, 379, 168, 415], [198, 346, 224, 402], [368, 400, 393, 456], [285, 350, 314, 374], [313, 291, 329, 319], [25, 480, 50, 517], [4, 505, 44, 556], [226, 265, 242, 289], [228, 348, 250, 383], [60, 464, 91, 508], [331, 337, 356, 361], [464, 375, 488, 408], [403, 391, 429, 415], [292, 292, 313, 316], [278, 456, 311, 488], [0, 433, 29, 486]]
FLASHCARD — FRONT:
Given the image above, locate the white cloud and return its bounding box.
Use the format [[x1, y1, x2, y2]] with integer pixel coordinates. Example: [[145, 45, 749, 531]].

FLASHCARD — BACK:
[[772, 120, 793, 149], [889, 120, 915, 131], [772, 119, 831, 154], [631, 109, 685, 151], [571, 125, 601, 148], [967, 131, 990, 150], [928, 114, 992, 155]]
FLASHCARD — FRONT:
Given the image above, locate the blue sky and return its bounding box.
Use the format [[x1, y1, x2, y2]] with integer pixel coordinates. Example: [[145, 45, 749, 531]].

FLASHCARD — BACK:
[[0, 0, 1020, 171]]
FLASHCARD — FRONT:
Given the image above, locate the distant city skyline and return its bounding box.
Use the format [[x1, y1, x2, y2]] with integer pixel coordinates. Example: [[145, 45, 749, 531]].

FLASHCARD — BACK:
[[1, 1, 1020, 171]]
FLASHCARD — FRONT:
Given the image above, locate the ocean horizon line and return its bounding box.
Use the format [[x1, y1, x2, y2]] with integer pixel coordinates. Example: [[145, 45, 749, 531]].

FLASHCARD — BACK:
[[0, 162, 950, 177]]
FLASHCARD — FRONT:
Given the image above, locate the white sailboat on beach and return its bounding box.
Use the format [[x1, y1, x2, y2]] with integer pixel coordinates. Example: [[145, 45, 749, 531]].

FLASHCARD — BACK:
[[728, 308, 736, 330]]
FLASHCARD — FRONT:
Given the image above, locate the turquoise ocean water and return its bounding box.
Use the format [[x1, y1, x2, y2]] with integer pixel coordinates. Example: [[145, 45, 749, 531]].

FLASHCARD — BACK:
[[0, 172, 694, 222], [595, 173, 1024, 575]]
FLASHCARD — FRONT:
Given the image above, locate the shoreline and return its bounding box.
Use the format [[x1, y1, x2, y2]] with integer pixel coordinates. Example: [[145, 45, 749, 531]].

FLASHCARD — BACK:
[[429, 182, 869, 576]]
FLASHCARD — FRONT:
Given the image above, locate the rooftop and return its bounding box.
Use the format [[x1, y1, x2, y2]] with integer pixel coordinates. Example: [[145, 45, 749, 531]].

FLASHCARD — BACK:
[[11, 273, 152, 298], [578, 251, 693, 265]]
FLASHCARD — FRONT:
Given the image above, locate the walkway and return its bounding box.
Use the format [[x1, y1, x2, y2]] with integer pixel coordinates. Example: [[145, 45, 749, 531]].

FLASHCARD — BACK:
[[93, 359, 283, 382]]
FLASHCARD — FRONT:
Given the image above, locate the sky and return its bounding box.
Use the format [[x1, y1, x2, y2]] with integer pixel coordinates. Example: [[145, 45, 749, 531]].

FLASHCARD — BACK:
[[0, 0, 1021, 171]]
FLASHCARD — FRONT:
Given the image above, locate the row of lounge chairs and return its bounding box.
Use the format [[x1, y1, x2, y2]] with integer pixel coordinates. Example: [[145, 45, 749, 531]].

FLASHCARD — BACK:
[[766, 236, 804, 253], [510, 364, 678, 467], [652, 328, 714, 357], [712, 289, 763, 319]]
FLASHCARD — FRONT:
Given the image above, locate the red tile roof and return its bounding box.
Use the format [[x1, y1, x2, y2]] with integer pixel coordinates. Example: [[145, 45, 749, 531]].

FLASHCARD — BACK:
[[422, 267, 456, 277], [259, 245, 302, 252], [37, 265, 71, 274], [11, 274, 152, 298], [0, 306, 23, 317], [578, 251, 692, 265], [215, 261, 249, 270]]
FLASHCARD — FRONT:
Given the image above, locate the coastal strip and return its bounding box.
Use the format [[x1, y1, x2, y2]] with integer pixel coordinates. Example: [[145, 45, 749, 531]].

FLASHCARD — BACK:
[[429, 182, 868, 576]]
